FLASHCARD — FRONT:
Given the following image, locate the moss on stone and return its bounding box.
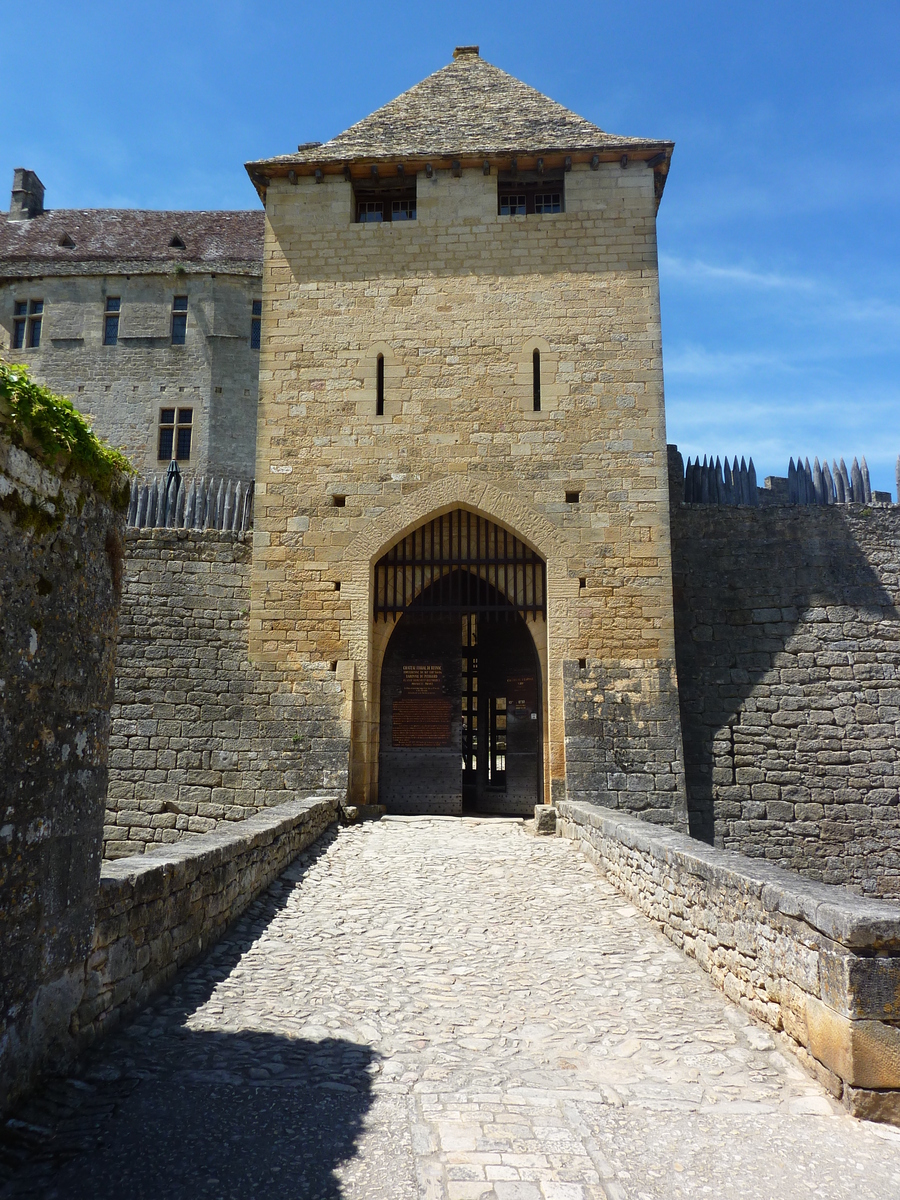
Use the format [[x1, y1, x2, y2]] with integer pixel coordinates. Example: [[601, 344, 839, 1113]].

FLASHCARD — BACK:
[[0, 359, 133, 502]]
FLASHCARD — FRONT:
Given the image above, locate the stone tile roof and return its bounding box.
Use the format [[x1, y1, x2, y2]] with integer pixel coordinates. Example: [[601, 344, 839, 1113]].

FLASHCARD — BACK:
[[251, 50, 667, 168], [0, 209, 264, 268]]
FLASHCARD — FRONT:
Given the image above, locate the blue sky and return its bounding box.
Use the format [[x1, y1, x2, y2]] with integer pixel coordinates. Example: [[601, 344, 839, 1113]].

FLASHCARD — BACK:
[[4, 1, 899, 494]]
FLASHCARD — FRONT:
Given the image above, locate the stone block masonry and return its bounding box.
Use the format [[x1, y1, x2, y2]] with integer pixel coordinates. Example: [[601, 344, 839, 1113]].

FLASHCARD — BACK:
[[671, 498, 900, 898], [74, 796, 337, 1053], [105, 528, 348, 857], [0, 436, 123, 1113], [558, 800, 900, 1125]]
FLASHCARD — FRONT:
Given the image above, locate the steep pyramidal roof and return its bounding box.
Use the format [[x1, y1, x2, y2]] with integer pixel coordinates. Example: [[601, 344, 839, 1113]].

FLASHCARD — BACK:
[[251, 48, 667, 169]]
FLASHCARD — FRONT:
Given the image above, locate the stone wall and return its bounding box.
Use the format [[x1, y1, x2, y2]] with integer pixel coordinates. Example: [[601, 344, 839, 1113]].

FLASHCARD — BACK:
[[563, 659, 687, 828], [0, 437, 123, 1113], [105, 528, 348, 857], [256, 158, 685, 817], [671, 497, 900, 898], [75, 796, 337, 1052], [558, 801, 900, 1125], [0, 271, 261, 480]]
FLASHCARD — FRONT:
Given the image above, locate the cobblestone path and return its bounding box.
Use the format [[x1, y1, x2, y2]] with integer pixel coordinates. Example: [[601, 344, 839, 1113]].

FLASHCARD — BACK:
[[20, 817, 900, 1199]]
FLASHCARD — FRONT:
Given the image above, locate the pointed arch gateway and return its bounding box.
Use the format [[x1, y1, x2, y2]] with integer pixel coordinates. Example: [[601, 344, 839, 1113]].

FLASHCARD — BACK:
[[375, 509, 546, 815]]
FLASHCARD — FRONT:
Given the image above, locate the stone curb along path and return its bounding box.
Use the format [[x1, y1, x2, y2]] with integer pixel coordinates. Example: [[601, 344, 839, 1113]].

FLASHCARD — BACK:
[[9, 817, 900, 1199]]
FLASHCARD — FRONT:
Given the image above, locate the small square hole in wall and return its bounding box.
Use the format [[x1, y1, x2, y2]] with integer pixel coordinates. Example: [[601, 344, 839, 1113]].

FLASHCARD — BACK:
[[578, 658, 587, 671], [579, 577, 586, 589], [330, 661, 338, 672], [566, 491, 581, 504], [333, 581, 341, 591], [332, 495, 346, 508], [214, 386, 223, 394]]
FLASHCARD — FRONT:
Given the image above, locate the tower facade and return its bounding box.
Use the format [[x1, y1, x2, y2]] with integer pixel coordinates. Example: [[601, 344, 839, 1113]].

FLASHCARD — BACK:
[[246, 47, 687, 823]]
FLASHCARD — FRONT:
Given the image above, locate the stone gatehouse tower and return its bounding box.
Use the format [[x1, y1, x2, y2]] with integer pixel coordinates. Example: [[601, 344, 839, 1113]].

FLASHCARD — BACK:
[[246, 47, 687, 824]]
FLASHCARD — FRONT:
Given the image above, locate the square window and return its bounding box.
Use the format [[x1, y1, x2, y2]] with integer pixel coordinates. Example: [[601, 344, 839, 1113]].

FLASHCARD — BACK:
[[159, 408, 176, 425], [353, 179, 417, 224], [30, 300, 43, 315], [14, 301, 27, 316], [252, 299, 262, 316], [106, 297, 121, 312], [535, 192, 561, 213], [173, 295, 188, 311], [499, 194, 526, 216], [498, 174, 565, 216]]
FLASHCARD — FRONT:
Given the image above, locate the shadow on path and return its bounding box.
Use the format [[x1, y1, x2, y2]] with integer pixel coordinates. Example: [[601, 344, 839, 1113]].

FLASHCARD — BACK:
[[2, 827, 380, 1200]]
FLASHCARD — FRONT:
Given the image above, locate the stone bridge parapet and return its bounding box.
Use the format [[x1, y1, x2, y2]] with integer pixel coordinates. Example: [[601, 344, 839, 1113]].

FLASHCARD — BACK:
[[73, 795, 339, 1052], [558, 800, 900, 1126]]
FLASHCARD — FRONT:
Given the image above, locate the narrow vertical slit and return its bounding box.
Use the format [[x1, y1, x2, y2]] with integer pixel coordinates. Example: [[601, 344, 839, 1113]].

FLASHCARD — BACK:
[[376, 353, 385, 416], [532, 348, 541, 412]]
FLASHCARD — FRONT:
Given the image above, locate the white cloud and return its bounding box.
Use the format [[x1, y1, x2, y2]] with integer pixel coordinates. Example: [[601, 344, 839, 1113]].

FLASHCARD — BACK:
[[660, 254, 816, 293]]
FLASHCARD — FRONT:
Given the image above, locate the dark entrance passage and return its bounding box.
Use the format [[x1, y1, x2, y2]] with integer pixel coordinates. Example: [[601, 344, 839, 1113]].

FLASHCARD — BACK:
[[375, 512, 544, 816]]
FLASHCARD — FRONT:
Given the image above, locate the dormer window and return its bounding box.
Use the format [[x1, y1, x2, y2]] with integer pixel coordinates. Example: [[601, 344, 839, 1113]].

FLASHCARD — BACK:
[[58, 233, 75, 248], [353, 177, 417, 223], [169, 235, 185, 249], [498, 172, 564, 215]]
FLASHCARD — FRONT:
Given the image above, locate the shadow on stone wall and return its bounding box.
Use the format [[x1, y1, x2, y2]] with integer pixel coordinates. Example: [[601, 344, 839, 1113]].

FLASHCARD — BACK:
[[671, 499, 900, 896]]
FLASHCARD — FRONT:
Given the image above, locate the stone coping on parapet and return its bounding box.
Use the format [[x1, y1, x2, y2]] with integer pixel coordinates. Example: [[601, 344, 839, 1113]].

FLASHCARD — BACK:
[[98, 795, 342, 897], [75, 795, 342, 1062], [556, 801, 900, 948], [124, 525, 251, 545]]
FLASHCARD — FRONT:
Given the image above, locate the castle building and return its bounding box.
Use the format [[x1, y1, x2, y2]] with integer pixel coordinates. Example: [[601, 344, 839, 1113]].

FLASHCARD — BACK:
[[0, 169, 263, 480], [245, 46, 685, 819]]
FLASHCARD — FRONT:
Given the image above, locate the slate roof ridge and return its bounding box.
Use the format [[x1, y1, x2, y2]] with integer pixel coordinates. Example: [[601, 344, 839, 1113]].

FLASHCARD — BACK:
[[250, 51, 670, 169]]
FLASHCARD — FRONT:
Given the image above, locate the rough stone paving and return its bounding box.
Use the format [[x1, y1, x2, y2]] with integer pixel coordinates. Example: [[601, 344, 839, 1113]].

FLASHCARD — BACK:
[[11, 819, 900, 1199]]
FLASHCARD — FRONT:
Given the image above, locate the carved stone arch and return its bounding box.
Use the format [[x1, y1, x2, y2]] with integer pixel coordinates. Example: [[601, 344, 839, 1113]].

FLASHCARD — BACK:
[[341, 479, 570, 808], [350, 475, 565, 570], [516, 335, 562, 415], [355, 340, 402, 421]]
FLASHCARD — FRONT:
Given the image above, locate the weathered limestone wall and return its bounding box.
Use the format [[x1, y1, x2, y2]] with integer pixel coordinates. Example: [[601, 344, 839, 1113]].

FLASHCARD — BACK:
[[257, 162, 686, 823], [0, 437, 123, 1113], [0, 271, 261, 479], [76, 796, 337, 1052], [105, 528, 348, 856], [670, 498, 900, 898], [558, 801, 900, 1126]]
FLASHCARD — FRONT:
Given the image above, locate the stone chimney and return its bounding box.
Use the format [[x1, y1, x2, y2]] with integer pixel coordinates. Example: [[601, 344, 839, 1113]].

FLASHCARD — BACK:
[[9, 168, 45, 221]]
